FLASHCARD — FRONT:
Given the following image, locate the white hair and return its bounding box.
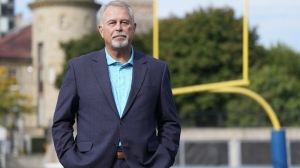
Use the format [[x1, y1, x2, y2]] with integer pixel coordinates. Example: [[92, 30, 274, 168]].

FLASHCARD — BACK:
[[99, 0, 135, 26]]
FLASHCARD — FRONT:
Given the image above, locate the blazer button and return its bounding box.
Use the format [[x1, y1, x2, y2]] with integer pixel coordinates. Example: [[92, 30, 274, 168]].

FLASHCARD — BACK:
[[120, 121, 124, 125]]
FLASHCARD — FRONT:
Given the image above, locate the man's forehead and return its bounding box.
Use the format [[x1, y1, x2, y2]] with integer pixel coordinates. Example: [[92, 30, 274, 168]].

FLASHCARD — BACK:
[[103, 6, 131, 20], [105, 6, 129, 15]]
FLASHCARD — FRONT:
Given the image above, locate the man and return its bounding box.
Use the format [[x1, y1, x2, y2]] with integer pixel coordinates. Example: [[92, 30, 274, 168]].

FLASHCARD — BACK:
[[52, 1, 181, 167]]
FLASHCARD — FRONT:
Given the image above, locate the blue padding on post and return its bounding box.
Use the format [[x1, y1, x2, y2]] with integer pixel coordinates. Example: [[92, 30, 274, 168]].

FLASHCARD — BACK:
[[271, 129, 288, 168]]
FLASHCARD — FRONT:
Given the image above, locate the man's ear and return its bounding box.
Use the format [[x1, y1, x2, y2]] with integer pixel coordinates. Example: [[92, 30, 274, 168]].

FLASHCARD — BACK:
[[98, 25, 104, 38], [133, 23, 136, 32]]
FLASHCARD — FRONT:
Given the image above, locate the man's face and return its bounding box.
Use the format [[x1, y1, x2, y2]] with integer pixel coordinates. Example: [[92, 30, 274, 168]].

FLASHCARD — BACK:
[[99, 6, 136, 49]]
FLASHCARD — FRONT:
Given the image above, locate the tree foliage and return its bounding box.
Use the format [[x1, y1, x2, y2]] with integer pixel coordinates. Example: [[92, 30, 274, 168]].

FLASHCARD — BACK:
[[0, 67, 34, 128], [157, 7, 261, 115], [225, 44, 300, 127], [55, 7, 300, 127]]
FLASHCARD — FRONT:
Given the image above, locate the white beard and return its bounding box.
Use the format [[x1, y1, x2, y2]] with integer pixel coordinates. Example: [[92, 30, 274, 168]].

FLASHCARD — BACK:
[[112, 32, 129, 49], [112, 38, 129, 48]]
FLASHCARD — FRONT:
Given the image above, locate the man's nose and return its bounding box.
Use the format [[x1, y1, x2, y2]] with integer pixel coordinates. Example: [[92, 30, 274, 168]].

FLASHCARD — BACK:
[[116, 22, 123, 31]]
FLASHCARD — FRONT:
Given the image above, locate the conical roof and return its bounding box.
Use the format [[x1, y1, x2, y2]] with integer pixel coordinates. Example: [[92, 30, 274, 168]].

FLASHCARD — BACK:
[[29, 0, 100, 10], [35, 0, 94, 2]]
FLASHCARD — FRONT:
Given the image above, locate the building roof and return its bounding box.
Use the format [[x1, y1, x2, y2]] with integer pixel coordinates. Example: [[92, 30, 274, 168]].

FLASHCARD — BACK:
[[35, 0, 94, 2], [29, 0, 101, 10], [0, 25, 32, 60]]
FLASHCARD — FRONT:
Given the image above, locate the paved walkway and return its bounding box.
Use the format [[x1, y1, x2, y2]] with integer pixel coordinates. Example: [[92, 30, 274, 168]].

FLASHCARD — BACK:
[[6, 154, 44, 168]]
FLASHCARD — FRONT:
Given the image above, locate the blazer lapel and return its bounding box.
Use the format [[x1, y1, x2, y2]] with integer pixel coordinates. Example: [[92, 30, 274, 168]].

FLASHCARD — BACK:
[[91, 49, 119, 118], [122, 52, 147, 118]]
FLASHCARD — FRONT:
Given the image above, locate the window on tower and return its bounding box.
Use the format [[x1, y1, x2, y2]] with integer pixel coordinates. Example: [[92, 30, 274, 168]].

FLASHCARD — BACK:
[[60, 15, 69, 29]]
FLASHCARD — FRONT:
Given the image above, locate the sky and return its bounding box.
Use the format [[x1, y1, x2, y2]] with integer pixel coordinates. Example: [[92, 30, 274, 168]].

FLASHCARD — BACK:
[[14, 0, 300, 52]]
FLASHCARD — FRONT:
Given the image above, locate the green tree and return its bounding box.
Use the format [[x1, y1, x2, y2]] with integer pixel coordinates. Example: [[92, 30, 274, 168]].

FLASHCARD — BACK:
[[225, 44, 300, 127], [158, 7, 260, 115], [0, 67, 34, 128]]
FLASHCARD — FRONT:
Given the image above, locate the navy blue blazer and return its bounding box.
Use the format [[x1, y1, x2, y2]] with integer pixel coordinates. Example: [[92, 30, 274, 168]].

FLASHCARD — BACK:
[[52, 48, 181, 168]]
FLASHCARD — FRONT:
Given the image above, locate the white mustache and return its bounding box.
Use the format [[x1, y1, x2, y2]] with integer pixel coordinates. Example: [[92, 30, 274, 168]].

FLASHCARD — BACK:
[[112, 32, 127, 38]]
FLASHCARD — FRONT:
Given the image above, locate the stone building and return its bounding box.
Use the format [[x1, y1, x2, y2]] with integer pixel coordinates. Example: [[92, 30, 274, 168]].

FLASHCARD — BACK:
[[126, 0, 153, 34], [29, 0, 101, 130], [0, 25, 33, 109]]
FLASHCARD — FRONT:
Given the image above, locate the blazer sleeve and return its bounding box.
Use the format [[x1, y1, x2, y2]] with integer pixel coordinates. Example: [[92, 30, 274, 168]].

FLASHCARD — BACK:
[[52, 60, 78, 161], [156, 63, 181, 162]]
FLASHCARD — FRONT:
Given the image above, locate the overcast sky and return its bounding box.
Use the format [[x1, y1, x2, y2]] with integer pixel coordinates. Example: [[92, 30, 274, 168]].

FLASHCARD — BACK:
[[15, 0, 300, 52]]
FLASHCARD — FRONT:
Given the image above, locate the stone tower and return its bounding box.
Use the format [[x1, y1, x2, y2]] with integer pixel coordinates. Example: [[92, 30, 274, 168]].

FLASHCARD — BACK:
[[125, 0, 153, 34], [29, 0, 101, 128]]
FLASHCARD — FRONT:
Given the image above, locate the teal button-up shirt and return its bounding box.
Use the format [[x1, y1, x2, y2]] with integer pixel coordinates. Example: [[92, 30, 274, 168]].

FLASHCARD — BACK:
[[105, 48, 134, 118]]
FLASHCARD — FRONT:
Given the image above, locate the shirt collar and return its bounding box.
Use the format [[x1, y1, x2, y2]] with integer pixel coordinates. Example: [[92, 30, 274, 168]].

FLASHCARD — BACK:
[[105, 47, 134, 66]]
